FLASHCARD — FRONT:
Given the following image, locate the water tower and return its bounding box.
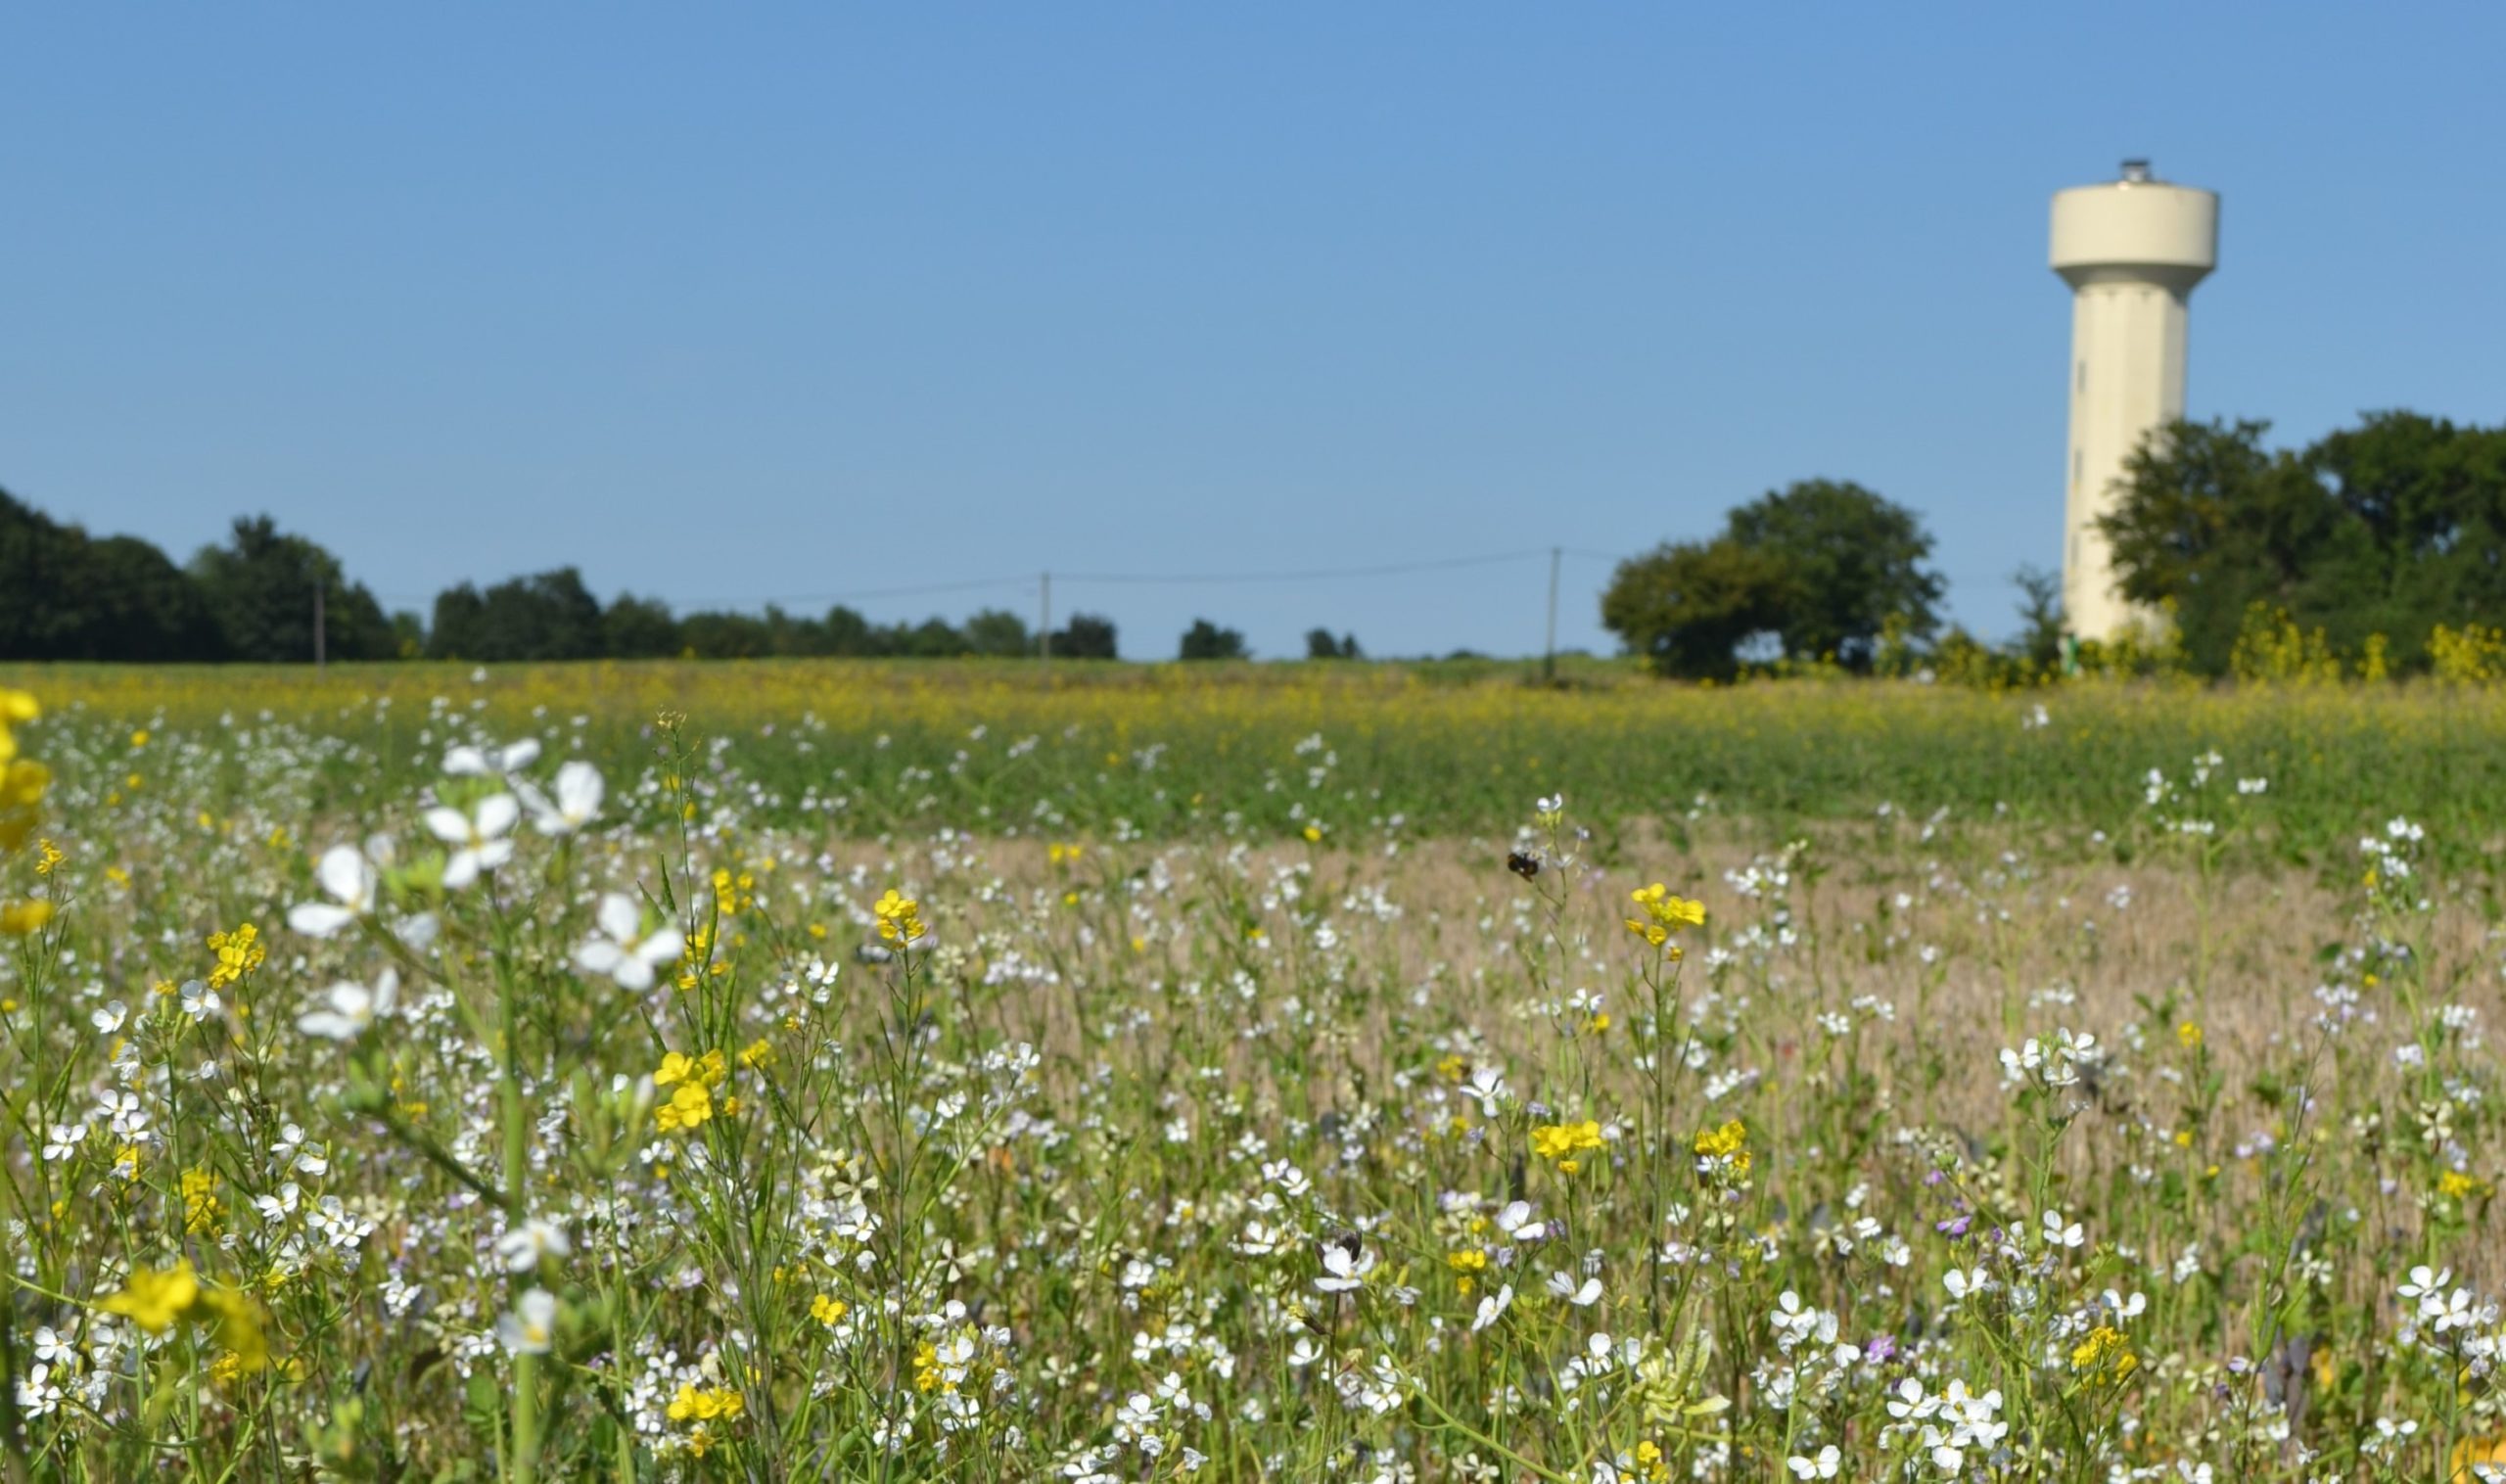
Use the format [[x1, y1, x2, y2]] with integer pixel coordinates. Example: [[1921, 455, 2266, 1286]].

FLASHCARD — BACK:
[[2051, 159, 2218, 640]]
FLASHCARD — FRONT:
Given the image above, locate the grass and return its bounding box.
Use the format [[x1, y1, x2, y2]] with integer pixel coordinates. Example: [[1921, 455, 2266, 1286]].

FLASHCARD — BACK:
[[1, 665, 2503, 1481], [17, 657, 2506, 870]]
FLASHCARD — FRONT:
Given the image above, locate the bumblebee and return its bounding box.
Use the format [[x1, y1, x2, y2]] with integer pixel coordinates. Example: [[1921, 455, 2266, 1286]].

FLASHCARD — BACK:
[[1506, 850, 1540, 879]]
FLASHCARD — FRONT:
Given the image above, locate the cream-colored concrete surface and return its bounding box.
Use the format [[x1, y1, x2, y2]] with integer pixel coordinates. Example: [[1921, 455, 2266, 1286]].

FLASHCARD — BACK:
[[2051, 162, 2218, 641]]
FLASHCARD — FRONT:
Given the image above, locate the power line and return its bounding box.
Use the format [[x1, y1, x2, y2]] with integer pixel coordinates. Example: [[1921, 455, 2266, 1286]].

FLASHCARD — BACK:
[[374, 550, 1625, 615], [1056, 549, 1551, 585]]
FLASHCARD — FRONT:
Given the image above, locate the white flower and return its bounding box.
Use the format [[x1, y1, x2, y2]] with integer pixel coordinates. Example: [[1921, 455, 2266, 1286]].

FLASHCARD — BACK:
[[498, 1288, 558, 1354], [297, 970, 398, 1043], [1942, 1267, 1989, 1303], [519, 761, 604, 836], [1231, 1220, 1288, 1257], [1494, 1200, 1546, 1243], [287, 844, 379, 938], [1770, 1289, 1833, 1349], [2430, 1287, 2483, 1333], [444, 739, 540, 777], [98, 1090, 148, 1140], [91, 1000, 127, 1036], [574, 894, 684, 992], [254, 1182, 302, 1225], [1465, 1065, 1510, 1118], [2041, 1209, 2085, 1250], [273, 1122, 329, 1176], [178, 980, 221, 1021], [496, 1218, 574, 1273], [426, 794, 520, 890], [1548, 1271, 1602, 1307], [14, 1364, 61, 1418], [1787, 1446, 1840, 1479], [1315, 1240, 1375, 1294], [1886, 1377, 1937, 1421], [41, 1124, 85, 1162], [2401, 1265, 2451, 1302], [1471, 1283, 1513, 1332], [310, 1195, 376, 1250]]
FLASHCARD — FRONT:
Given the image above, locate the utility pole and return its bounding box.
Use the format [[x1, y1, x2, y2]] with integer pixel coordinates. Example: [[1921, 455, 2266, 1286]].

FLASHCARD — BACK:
[[1541, 546, 1560, 683], [1038, 571, 1051, 671], [314, 572, 328, 672]]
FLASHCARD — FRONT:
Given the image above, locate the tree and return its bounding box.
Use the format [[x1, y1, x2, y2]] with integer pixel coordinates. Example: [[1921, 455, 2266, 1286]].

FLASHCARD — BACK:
[[603, 594, 681, 658], [1600, 538, 1789, 680], [1305, 628, 1362, 660], [898, 618, 970, 658], [2011, 566, 2065, 671], [192, 516, 394, 663], [1723, 480, 1944, 667], [1603, 480, 1943, 678], [1051, 613, 1118, 660], [820, 606, 875, 656], [678, 611, 772, 659], [962, 608, 1034, 658], [1, 490, 225, 661], [1179, 619, 1248, 661], [476, 568, 605, 661], [2097, 414, 2506, 673]]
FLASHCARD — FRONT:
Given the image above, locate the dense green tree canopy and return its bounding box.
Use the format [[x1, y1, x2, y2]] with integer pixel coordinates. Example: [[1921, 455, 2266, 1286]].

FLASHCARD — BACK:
[[1050, 614, 1118, 660], [1, 492, 225, 661], [190, 516, 396, 663], [1179, 619, 1247, 661], [1602, 480, 1943, 677], [2101, 414, 2506, 672]]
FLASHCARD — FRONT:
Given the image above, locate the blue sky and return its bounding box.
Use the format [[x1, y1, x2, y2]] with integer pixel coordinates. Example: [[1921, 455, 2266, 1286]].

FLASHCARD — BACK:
[[6, 6, 2502, 658]]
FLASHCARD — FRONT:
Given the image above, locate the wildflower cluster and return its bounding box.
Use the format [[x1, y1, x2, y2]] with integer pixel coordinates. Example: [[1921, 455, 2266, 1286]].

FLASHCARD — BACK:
[[1, 677, 2503, 1481]]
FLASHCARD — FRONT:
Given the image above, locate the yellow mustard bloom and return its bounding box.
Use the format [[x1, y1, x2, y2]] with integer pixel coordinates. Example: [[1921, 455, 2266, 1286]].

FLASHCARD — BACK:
[[1531, 1120, 1605, 1164], [98, 1261, 201, 1333], [656, 1083, 714, 1135]]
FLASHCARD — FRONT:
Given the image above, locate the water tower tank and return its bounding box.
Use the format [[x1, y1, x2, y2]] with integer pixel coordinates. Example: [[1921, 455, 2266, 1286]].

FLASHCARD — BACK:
[[2051, 159, 2219, 641]]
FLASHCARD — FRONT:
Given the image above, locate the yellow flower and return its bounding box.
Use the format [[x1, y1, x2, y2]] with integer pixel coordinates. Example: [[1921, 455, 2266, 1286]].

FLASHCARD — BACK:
[[1693, 1120, 1752, 1177], [811, 1293, 850, 1327], [182, 1166, 225, 1234], [0, 901, 53, 936], [97, 1261, 201, 1333], [666, 1383, 745, 1424], [33, 839, 63, 876], [1693, 1119, 1748, 1160], [2438, 1169, 2492, 1201], [656, 1083, 714, 1135], [197, 1286, 270, 1372], [2068, 1324, 2135, 1383], [1531, 1120, 1605, 1164], [656, 1050, 727, 1090], [873, 888, 927, 944], [205, 923, 266, 990], [1623, 883, 1705, 951], [2176, 1021, 2204, 1050], [738, 1038, 775, 1071]]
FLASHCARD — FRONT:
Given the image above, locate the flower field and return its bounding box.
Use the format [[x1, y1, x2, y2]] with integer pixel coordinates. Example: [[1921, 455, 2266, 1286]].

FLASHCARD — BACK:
[[3, 661, 2505, 1481]]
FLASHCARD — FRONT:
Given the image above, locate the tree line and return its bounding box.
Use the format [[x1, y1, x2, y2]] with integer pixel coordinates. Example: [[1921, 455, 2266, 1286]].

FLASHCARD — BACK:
[[2, 489, 1123, 663], [23, 407, 2498, 676]]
